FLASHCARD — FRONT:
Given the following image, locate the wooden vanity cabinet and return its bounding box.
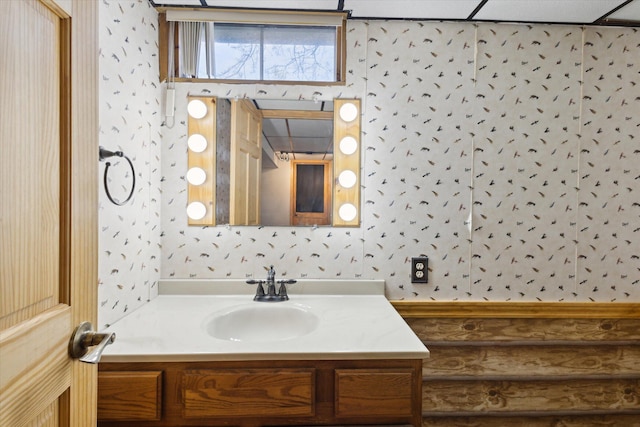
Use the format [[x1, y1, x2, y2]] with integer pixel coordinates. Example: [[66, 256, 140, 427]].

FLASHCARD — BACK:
[[98, 359, 423, 427]]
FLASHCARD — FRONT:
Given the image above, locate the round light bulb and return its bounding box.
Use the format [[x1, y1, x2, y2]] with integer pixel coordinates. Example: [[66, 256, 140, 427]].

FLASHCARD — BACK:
[[188, 134, 207, 152], [338, 203, 357, 222], [187, 99, 207, 119], [339, 102, 358, 122], [339, 136, 358, 155], [186, 167, 206, 185], [186, 201, 207, 220], [338, 170, 357, 189]]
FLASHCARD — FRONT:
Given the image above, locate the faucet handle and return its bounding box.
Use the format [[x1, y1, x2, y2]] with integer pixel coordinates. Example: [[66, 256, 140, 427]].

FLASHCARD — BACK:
[[247, 279, 266, 300], [276, 279, 296, 301]]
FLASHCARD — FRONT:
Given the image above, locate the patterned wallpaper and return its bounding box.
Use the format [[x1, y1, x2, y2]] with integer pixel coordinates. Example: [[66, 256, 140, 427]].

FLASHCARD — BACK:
[[159, 22, 639, 303], [97, 4, 639, 326], [98, 0, 162, 328]]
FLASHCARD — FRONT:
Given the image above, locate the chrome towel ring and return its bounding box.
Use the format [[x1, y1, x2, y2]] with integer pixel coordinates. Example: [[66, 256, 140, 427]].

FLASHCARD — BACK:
[[99, 146, 135, 206]]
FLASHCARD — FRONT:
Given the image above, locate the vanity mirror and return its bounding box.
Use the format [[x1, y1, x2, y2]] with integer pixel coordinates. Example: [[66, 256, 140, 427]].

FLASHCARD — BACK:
[[186, 97, 361, 227]]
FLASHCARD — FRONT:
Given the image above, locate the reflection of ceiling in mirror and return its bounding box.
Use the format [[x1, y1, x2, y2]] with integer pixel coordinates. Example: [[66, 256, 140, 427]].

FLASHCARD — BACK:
[[253, 99, 334, 156], [253, 99, 334, 112]]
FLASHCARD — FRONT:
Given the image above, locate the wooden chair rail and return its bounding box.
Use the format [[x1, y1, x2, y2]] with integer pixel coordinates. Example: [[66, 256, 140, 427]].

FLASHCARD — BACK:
[[391, 301, 640, 319]]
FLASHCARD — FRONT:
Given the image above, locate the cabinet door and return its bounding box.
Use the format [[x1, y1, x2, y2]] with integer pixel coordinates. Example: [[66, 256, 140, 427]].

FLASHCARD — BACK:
[[98, 371, 162, 421], [335, 369, 415, 417], [182, 369, 315, 418]]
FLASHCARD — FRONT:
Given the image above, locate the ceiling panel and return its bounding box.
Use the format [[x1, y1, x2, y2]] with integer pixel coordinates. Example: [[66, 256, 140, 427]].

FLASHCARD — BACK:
[[266, 136, 332, 154], [262, 118, 333, 155], [152, 0, 640, 25], [157, 0, 202, 5], [473, 0, 629, 23], [203, 0, 340, 10], [254, 99, 332, 112], [607, 0, 640, 22], [288, 119, 333, 138], [344, 0, 482, 19]]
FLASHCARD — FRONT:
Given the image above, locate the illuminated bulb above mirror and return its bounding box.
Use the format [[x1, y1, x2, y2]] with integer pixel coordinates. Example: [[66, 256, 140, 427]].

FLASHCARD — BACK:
[[187, 134, 208, 152], [338, 203, 357, 222], [338, 170, 357, 189], [186, 201, 207, 220], [338, 102, 358, 122], [339, 136, 358, 155], [187, 99, 207, 119], [186, 167, 206, 186]]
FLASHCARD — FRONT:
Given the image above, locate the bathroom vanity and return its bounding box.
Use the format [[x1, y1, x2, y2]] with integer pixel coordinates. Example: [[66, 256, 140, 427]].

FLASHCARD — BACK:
[[97, 280, 428, 426]]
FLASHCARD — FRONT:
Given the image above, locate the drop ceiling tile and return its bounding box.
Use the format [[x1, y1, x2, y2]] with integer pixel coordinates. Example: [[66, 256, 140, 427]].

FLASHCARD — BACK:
[[607, 0, 640, 22], [154, 0, 203, 5], [255, 99, 330, 111], [344, 0, 482, 19], [289, 120, 333, 137], [202, 0, 339, 10], [474, 0, 628, 23]]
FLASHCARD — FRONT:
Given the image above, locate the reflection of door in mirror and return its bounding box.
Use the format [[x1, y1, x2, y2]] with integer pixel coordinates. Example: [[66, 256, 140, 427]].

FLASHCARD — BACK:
[[291, 160, 332, 226], [230, 99, 262, 225]]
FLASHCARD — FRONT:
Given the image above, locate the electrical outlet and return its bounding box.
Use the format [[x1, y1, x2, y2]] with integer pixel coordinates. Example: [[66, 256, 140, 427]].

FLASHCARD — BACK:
[[411, 257, 428, 283]]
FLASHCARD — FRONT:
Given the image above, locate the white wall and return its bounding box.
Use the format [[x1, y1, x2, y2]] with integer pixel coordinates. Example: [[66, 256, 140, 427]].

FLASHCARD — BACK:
[[261, 159, 292, 226]]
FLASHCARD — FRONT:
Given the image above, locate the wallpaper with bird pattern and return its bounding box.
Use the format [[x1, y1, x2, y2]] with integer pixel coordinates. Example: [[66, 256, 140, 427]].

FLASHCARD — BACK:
[[99, 0, 162, 328], [98, 1, 639, 327]]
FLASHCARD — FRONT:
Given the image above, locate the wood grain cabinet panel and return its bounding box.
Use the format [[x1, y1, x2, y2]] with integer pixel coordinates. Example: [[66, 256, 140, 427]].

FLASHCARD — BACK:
[[335, 369, 415, 417], [98, 359, 423, 426], [97, 371, 162, 421], [182, 369, 315, 418]]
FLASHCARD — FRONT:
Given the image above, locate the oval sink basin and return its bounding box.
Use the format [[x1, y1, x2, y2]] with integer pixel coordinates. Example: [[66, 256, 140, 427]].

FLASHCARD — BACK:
[[206, 304, 319, 343]]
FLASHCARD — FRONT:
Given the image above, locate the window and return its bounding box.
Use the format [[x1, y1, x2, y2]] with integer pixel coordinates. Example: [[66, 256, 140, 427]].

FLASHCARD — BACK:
[[162, 9, 346, 84]]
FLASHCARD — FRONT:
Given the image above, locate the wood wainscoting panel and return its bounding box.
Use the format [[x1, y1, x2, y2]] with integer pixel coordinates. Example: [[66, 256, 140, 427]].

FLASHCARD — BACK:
[[422, 378, 640, 415], [395, 303, 640, 425], [405, 317, 640, 343], [422, 344, 640, 378], [392, 302, 640, 319], [422, 414, 640, 427]]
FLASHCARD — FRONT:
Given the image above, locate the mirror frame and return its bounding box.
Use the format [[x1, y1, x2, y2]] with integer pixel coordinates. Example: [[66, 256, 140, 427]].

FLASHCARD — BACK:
[[185, 97, 361, 227]]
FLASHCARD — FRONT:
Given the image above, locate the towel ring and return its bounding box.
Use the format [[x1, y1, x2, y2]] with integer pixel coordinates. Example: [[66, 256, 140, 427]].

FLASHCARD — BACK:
[[99, 146, 135, 206]]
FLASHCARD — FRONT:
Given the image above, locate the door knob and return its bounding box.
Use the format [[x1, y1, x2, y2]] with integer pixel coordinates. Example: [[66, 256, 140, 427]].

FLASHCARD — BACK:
[[69, 321, 116, 364]]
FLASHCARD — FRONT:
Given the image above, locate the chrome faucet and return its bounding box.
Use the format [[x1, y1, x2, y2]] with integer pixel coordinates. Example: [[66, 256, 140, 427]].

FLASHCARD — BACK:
[[246, 265, 297, 302], [266, 265, 276, 296]]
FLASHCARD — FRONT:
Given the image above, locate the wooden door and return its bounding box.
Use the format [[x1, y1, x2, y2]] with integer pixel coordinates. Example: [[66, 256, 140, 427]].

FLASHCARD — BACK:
[[230, 99, 262, 225], [291, 160, 332, 226], [0, 0, 98, 426]]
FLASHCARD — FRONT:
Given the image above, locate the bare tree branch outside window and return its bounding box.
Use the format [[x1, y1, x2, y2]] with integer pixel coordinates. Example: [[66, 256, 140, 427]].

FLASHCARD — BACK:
[[190, 23, 337, 82]]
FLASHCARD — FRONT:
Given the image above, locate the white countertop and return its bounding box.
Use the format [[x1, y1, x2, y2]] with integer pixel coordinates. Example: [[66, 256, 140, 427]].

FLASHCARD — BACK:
[[101, 279, 429, 362]]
